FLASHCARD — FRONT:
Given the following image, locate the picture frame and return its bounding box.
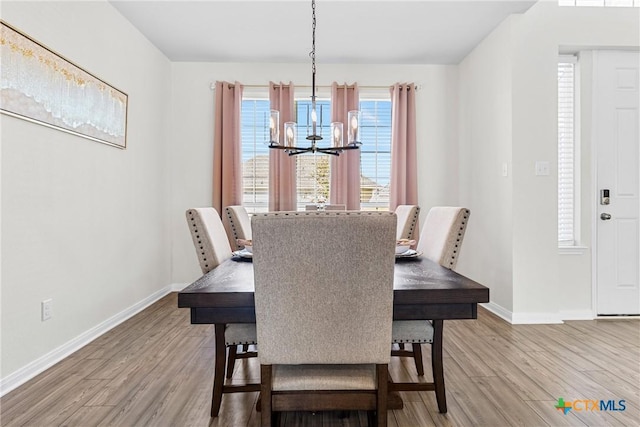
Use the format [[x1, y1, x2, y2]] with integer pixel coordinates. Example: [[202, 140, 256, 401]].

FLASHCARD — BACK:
[[1, 21, 128, 149]]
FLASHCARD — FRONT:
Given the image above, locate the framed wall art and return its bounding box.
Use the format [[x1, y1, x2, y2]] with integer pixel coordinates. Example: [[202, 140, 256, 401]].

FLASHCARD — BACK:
[[1, 21, 128, 149]]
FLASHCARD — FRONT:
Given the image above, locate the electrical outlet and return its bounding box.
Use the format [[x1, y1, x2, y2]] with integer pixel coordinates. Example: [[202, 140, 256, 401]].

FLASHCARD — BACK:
[[42, 299, 53, 321]]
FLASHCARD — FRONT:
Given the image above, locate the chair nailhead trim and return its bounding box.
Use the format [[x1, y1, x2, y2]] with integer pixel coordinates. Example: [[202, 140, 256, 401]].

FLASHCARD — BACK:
[[225, 208, 240, 241], [188, 210, 210, 270]]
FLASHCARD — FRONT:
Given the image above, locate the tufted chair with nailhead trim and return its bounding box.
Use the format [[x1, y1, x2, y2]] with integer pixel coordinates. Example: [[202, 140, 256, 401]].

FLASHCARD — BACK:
[[225, 206, 252, 251], [391, 207, 470, 413], [185, 208, 258, 417], [252, 211, 396, 426], [416, 207, 470, 270], [394, 205, 420, 241]]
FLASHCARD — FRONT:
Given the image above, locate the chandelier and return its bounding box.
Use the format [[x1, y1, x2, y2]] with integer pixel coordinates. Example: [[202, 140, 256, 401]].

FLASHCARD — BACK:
[[268, 0, 361, 156]]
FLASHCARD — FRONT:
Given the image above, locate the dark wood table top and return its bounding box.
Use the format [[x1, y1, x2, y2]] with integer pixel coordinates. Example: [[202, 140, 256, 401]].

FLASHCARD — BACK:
[[178, 257, 489, 323]]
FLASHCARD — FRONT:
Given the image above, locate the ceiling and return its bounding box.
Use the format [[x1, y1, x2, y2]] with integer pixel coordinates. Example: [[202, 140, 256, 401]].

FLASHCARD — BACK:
[[109, 0, 537, 65]]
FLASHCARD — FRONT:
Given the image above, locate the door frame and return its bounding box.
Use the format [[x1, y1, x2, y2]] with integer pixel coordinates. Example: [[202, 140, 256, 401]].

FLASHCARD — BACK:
[[590, 49, 640, 317]]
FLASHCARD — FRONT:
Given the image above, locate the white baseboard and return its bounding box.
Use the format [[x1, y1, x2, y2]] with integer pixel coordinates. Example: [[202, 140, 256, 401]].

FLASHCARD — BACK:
[[559, 310, 595, 321], [0, 285, 175, 397], [481, 301, 575, 324], [171, 282, 189, 292], [480, 301, 513, 323]]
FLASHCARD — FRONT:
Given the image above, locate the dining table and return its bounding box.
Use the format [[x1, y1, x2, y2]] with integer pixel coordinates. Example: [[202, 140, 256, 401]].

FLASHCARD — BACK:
[[178, 254, 490, 412]]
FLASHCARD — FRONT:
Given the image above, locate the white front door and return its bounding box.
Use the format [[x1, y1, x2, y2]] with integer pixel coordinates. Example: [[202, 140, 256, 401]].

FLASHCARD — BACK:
[[595, 51, 640, 315]]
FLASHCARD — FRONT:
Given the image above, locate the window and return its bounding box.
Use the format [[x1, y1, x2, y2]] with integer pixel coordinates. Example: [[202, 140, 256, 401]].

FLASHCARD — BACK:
[[558, 57, 579, 246], [241, 96, 392, 212], [559, 0, 639, 6], [241, 99, 271, 213], [359, 100, 391, 211]]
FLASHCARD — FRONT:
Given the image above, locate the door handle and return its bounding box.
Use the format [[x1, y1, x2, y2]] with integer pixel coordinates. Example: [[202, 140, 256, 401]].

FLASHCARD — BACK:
[[601, 213, 612, 220]]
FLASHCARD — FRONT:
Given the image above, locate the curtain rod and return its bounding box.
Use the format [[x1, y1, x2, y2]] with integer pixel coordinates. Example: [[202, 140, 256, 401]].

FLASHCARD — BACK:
[[210, 83, 421, 91]]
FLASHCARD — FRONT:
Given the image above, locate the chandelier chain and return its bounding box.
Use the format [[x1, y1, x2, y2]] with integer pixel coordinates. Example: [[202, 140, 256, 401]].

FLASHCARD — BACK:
[[310, 0, 316, 79]]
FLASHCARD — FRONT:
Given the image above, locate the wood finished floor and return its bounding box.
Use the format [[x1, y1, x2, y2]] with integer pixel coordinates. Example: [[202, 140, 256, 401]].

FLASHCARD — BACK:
[[1, 293, 638, 426]]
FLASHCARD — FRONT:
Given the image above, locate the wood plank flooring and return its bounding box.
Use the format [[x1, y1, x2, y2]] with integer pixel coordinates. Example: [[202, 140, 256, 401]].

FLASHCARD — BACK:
[[1, 293, 638, 426]]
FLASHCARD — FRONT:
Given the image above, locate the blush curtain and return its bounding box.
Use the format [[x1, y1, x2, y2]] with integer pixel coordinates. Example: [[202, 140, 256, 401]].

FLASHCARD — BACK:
[[269, 82, 297, 211], [389, 83, 418, 211], [329, 82, 361, 210], [213, 81, 243, 215]]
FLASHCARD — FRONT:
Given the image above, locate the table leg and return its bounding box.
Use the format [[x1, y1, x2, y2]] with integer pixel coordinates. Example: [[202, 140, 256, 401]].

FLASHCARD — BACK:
[[432, 320, 447, 413], [211, 323, 226, 417]]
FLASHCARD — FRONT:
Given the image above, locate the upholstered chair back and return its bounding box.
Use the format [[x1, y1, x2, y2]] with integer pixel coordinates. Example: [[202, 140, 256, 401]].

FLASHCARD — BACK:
[[417, 207, 470, 270], [252, 211, 396, 365], [394, 205, 420, 240], [225, 206, 252, 250], [185, 208, 233, 274]]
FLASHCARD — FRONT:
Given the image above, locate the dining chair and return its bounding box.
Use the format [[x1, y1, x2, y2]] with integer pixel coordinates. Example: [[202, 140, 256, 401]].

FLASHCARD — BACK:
[[185, 208, 258, 417], [304, 203, 347, 211], [252, 211, 397, 426], [391, 206, 470, 414], [394, 204, 420, 240], [225, 205, 252, 251]]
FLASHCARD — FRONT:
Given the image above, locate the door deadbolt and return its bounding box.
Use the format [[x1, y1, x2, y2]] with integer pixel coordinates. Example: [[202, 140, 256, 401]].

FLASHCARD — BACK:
[[601, 213, 612, 220]]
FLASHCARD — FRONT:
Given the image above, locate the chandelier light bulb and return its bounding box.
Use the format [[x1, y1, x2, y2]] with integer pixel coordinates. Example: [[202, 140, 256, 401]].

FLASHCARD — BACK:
[[348, 110, 361, 145], [284, 122, 296, 147], [331, 122, 343, 148], [269, 110, 279, 144]]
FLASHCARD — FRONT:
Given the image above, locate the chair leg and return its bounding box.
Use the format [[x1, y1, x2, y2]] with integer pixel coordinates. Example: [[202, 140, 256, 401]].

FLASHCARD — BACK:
[[211, 324, 226, 417], [376, 364, 388, 427], [432, 320, 447, 413], [226, 345, 237, 379], [411, 343, 424, 376], [367, 411, 375, 426], [261, 365, 273, 427]]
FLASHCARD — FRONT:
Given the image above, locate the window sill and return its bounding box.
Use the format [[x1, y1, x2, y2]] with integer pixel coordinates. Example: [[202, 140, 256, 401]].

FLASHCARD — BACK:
[[558, 246, 589, 255]]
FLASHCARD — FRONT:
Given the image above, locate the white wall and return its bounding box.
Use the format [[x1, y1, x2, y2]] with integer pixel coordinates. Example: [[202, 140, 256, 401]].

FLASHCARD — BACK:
[[458, 16, 516, 313], [170, 63, 459, 283], [1, 0, 172, 386], [459, 1, 639, 322]]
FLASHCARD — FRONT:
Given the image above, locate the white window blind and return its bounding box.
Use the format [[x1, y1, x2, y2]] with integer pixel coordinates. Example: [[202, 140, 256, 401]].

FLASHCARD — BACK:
[[359, 100, 391, 211], [558, 59, 577, 245], [241, 99, 270, 213]]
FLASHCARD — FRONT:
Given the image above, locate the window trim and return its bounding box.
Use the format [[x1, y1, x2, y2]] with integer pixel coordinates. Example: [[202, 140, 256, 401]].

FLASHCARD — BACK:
[[240, 93, 392, 212]]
